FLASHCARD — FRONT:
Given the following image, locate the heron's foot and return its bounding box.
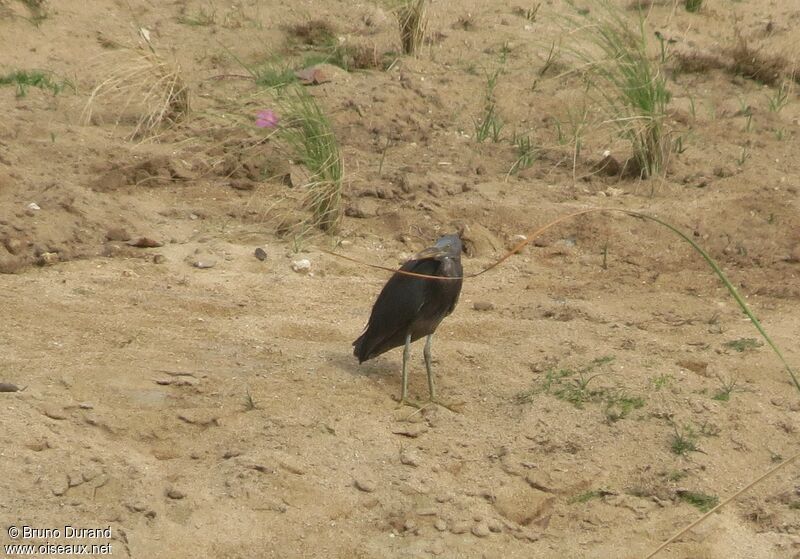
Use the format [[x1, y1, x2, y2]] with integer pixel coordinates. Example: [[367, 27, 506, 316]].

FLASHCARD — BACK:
[[392, 394, 428, 409], [427, 397, 464, 413]]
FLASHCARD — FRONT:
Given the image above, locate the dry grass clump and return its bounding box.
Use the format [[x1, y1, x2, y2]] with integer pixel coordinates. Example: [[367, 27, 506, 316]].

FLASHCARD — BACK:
[[82, 43, 189, 140], [288, 20, 337, 47], [729, 35, 790, 87], [671, 33, 795, 87], [394, 0, 427, 56]]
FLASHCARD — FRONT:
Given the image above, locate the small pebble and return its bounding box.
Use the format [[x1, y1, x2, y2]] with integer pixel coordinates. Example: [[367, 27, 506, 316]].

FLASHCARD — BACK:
[[450, 520, 470, 534], [354, 477, 377, 493], [27, 202, 41, 211], [37, 252, 59, 266], [473, 301, 494, 311], [291, 259, 312, 274], [254, 247, 267, 261], [78, 402, 94, 410], [153, 254, 166, 264], [129, 237, 163, 248], [392, 424, 428, 438], [43, 407, 67, 420], [403, 519, 417, 533], [193, 260, 216, 269], [166, 488, 186, 500], [400, 448, 420, 467], [487, 518, 503, 533], [105, 228, 131, 241], [472, 521, 491, 538], [433, 519, 447, 531]]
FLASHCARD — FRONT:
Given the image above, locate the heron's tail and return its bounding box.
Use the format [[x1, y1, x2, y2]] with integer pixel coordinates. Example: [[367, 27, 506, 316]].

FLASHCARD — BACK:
[[352, 332, 368, 363]]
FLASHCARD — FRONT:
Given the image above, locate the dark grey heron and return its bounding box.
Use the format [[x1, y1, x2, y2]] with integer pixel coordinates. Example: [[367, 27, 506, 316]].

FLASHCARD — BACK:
[[353, 234, 463, 405]]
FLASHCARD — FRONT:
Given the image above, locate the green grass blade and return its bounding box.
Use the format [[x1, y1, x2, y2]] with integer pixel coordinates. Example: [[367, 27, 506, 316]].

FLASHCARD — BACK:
[[621, 210, 800, 393]]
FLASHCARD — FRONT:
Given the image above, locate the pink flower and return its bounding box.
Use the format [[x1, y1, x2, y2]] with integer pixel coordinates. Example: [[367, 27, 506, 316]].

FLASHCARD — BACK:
[[255, 109, 279, 129]]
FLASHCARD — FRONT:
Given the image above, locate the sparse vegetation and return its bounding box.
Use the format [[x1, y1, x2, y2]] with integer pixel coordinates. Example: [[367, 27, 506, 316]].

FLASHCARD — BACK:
[[712, 374, 739, 401], [724, 337, 762, 352], [509, 132, 537, 174], [0, 69, 69, 97], [670, 425, 698, 455], [253, 63, 298, 89], [516, 356, 644, 421], [684, 0, 703, 12], [766, 81, 791, 112], [569, 489, 606, 504], [474, 68, 504, 143], [678, 490, 719, 512]]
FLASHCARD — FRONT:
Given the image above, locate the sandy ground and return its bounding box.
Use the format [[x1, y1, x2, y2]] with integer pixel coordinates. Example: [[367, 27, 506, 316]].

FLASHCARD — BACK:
[[1, 0, 800, 557]]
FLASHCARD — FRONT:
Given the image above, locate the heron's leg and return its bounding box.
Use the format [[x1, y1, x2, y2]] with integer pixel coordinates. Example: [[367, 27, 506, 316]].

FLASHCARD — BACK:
[[400, 333, 412, 404], [424, 335, 435, 400]]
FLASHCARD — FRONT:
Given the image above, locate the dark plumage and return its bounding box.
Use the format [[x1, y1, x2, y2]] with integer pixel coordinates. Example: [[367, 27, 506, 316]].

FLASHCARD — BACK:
[[353, 234, 463, 404]]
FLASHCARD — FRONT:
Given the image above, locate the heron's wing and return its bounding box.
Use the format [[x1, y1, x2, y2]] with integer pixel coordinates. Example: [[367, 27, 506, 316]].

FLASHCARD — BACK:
[[353, 257, 442, 361]]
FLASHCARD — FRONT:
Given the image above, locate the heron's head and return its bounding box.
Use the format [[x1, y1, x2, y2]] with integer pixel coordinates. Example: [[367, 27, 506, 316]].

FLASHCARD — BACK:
[[415, 234, 462, 261]]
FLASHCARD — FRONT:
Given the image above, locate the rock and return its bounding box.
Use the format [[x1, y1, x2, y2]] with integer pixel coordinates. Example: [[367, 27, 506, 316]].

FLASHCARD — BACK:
[[403, 519, 418, 533], [27, 202, 41, 211], [487, 518, 503, 533], [473, 301, 494, 311], [433, 519, 447, 531], [400, 448, 421, 467], [3, 238, 23, 255], [43, 406, 67, 420], [229, 179, 255, 191], [0, 382, 21, 392], [106, 228, 131, 241], [512, 527, 541, 542], [391, 423, 428, 438], [276, 453, 306, 475], [492, 477, 555, 526], [450, 520, 471, 534], [51, 475, 69, 496], [254, 247, 267, 261], [128, 237, 163, 248], [166, 487, 186, 500], [192, 260, 216, 269], [37, 252, 59, 266], [472, 521, 491, 538], [457, 222, 502, 257], [416, 507, 437, 516], [291, 259, 312, 274], [152, 254, 166, 264], [78, 402, 94, 410], [354, 476, 377, 493]]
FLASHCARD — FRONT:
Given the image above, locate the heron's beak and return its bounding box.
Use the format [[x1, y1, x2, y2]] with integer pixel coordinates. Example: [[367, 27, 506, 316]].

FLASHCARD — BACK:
[[414, 246, 451, 260]]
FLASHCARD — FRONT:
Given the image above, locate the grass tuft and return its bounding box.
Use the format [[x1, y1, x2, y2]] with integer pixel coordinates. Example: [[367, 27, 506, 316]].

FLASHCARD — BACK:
[[683, 0, 702, 12], [474, 68, 504, 143], [670, 425, 698, 456], [0, 69, 70, 97], [724, 337, 762, 352], [275, 87, 343, 232], [563, 0, 671, 178], [678, 491, 719, 512]]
